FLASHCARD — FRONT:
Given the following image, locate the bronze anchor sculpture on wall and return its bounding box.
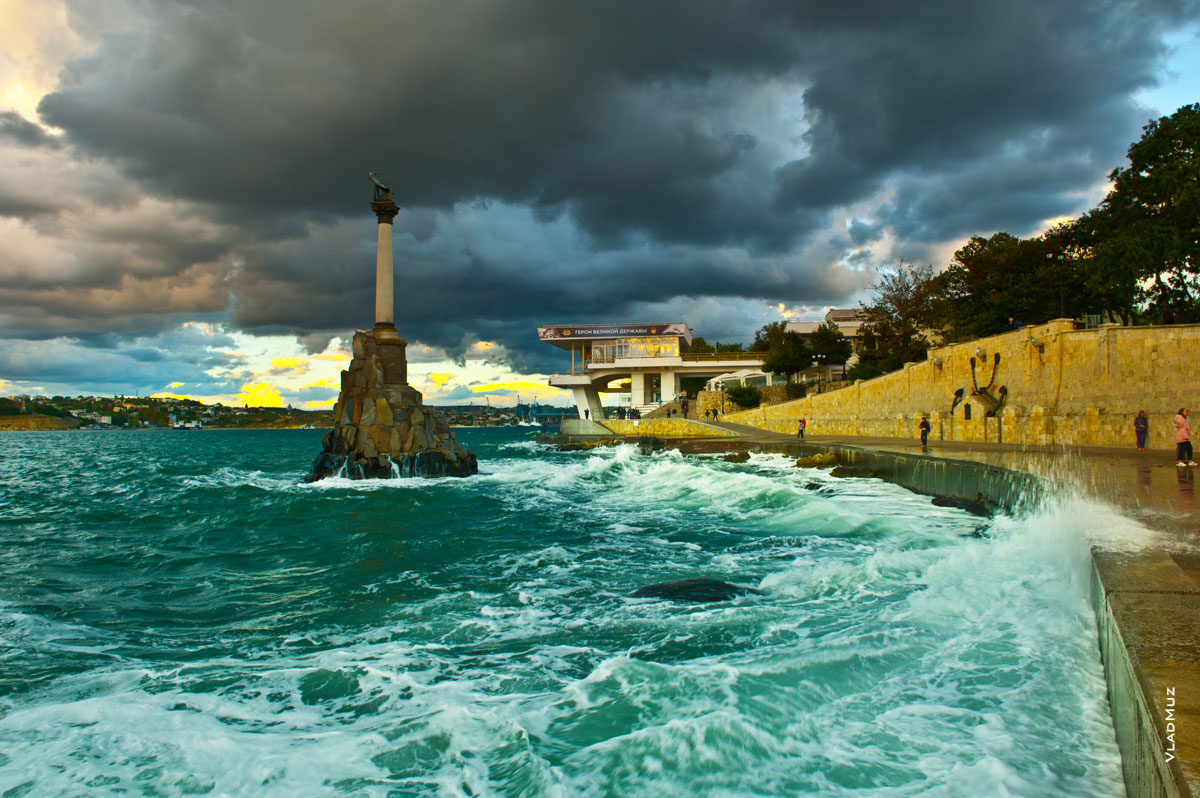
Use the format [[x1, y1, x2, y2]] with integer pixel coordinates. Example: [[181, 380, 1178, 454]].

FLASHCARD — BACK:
[[969, 352, 1008, 417]]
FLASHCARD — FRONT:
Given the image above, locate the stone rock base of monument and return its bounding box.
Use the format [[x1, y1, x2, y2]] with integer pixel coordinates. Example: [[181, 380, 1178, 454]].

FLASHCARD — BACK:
[[305, 328, 478, 481]]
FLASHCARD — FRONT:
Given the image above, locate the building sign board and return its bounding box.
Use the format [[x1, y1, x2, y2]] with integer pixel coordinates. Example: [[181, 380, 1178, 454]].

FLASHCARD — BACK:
[[538, 322, 689, 341]]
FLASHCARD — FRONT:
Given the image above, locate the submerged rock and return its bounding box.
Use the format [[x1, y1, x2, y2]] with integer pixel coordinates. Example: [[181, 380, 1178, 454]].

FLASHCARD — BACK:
[[828, 465, 876, 479], [556, 438, 621, 452], [930, 492, 994, 517], [795, 452, 837, 468], [631, 577, 764, 603], [638, 436, 667, 455], [723, 451, 751, 463]]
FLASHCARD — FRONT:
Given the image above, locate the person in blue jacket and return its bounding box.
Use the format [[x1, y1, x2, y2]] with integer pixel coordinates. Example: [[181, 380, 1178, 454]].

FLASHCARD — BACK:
[[1134, 410, 1149, 450]]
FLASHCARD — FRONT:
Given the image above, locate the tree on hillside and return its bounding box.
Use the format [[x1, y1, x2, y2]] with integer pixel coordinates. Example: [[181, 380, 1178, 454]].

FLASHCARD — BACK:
[[762, 331, 812, 382], [856, 261, 939, 374], [1077, 103, 1200, 323], [681, 336, 715, 355], [809, 322, 853, 376], [935, 231, 1089, 339], [748, 321, 787, 353]]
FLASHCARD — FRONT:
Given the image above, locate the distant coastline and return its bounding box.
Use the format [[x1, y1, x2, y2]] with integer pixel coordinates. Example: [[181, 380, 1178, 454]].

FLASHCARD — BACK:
[[0, 414, 332, 432]]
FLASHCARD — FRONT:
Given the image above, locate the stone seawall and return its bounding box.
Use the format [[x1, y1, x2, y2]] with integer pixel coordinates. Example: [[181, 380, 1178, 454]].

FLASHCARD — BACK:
[[1092, 551, 1200, 798], [726, 320, 1200, 450], [601, 418, 736, 438]]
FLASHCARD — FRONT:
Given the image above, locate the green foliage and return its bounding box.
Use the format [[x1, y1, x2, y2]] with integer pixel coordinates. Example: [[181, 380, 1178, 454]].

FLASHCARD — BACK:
[[785, 382, 807, 399], [715, 341, 745, 353], [724, 384, 761, 409], [1077, 103, 1200, 322], [859, 261, 937, 365], [846, 357, 887, 382], [936, 230, 1090, 339], [38, 404, 73, 418], [0, 398, 23, 416], [682, 336, 714, 355], [749, 321, 787, 353], [761, 331, 811, 381], [809, 322, 853, 367]]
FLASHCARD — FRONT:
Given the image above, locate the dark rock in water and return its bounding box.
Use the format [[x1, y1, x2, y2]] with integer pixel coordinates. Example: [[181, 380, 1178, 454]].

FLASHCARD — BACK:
[[631, 577, 764, 603], [829, 465, 875, 478], [964, 496, 992, 517], [930, 493, 994, 517], [795, 452, 837, 468], [556, 438, 621, 452], [723, 450, 751, 463], [805, 482, 823, 491], [638, 436, 667, 455]]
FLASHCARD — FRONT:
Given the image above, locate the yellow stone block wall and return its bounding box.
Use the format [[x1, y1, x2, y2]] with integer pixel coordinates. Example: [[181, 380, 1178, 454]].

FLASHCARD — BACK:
[[603, 418, 736, 437], [726, 321, 1200, 450]]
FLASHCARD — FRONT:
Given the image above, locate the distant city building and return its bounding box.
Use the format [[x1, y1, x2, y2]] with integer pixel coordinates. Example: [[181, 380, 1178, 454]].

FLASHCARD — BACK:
[[785, 308, 868, 353]]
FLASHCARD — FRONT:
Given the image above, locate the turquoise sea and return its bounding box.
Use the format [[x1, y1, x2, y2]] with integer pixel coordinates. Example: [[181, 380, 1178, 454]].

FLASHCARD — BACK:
[[0, 428, 1127, 796]]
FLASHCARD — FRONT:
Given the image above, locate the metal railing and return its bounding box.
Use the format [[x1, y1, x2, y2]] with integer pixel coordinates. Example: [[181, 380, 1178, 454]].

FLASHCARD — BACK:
[[680, 352, 764, 362]]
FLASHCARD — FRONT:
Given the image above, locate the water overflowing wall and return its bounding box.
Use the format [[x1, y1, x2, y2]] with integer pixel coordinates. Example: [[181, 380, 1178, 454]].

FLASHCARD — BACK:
[[727, 321, 1200, 449], [754, 441, 1043, 513], [752, 439, 1194, 797]]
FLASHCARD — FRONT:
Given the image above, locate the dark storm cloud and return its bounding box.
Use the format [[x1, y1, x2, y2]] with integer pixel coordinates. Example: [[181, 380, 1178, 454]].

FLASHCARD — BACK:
[[6, 0, 1197, 375], [0, 111, 62, 149]]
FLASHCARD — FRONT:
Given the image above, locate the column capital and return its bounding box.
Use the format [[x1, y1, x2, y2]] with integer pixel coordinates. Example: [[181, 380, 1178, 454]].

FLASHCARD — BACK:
[[372, 198, 399, 224]]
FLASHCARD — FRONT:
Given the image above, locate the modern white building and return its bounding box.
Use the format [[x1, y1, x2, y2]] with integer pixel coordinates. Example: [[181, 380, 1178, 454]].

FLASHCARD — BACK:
[[540, 322, 765, 419]]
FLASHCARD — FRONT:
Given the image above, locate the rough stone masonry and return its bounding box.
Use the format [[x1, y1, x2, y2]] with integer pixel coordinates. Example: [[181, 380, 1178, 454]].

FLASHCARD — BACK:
[[306, 329, 477, 480]]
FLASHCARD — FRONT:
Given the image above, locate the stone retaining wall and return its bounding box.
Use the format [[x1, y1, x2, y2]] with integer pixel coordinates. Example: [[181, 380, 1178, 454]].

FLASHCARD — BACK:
[[726, 320, 1200, 450]]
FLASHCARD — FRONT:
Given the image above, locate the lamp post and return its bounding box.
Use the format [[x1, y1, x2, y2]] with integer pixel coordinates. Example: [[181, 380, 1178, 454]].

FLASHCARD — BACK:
[[1046, 252, 1065, 319], [814, 354, 826, 394]]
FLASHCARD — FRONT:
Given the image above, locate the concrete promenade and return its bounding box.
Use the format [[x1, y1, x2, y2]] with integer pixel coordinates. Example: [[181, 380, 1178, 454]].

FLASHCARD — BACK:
[[552, 417, 1200, 796]]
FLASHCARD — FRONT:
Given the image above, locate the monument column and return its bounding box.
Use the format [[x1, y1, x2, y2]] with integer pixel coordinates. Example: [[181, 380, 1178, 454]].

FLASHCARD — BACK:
[[304, 172, 478, 482], [372, 194, 400, 335]]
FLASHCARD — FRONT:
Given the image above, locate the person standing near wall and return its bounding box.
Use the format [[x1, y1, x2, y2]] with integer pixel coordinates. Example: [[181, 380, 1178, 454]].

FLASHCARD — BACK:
[[1134, 410, 1149, 450], [797, 418, 806, 439], [1175, 407, 1195, 466], [919, 416, 931, 449]]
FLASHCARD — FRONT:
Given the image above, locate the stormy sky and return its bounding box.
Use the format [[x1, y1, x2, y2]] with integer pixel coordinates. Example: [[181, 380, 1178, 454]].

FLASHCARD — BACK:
[[1, 0, 1197, 404]]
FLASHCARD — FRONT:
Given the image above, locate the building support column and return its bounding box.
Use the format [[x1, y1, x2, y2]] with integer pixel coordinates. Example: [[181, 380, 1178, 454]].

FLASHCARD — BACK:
[[660, 370, 678, 401], [571, 386, 604, 420], [630, 372, 647, 407]]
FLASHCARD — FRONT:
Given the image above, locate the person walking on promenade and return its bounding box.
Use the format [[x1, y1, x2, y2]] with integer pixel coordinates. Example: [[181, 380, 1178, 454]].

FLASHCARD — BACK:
[[1175, 407, 1195, 466], [919, 416, 931, 448], [797, 418, 806, 439], [1134, 410, 1149, 450]]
